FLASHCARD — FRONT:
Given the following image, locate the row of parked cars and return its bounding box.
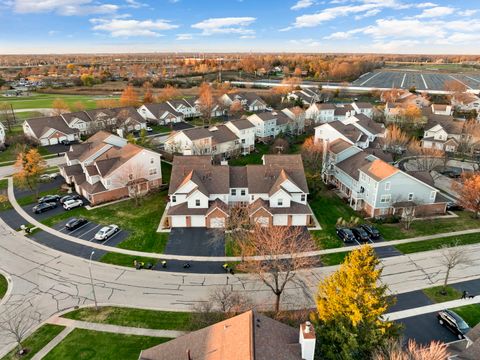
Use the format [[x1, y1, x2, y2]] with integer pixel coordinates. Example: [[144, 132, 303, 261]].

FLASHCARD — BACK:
[[65, 217, 120, 241], [336, 224, 381, 243], [32, 194, 84, 214]]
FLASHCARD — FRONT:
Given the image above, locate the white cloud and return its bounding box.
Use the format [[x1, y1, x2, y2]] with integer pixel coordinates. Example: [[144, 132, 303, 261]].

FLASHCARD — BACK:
[[240, 35, 256, 39], [416, 6, 455, 18], [176, 33, 193, 40], [11, 0, 119, 15], [324, 28, 365, 40], [91, 18, 178, 37], [355, 9, 380, 20], [291, 0, 314, 11], [125, 0, 147, 8], [459, 9, 477, 17], [191, 17, 256, 35]]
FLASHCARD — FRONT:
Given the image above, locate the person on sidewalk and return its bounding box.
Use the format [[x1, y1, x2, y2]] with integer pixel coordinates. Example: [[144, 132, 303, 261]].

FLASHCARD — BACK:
[[461, 290, 469, 299]]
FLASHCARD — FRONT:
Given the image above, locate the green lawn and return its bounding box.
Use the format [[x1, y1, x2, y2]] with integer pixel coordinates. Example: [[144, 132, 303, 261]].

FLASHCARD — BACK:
[[377, 211, 480, 241], [161, 161, 172, 183], [395, 233, 480, 254], [228, 143, 269, 166], [41, 190, 169, 256], [451, 304, 480, 327], [423, 286, 462, 303], [150, 124, 172, 134], [2, 324, 65, 360], [0, 273, 7, 299], [0, 93, 114, 111], [63, 306, 192, 331], [44, 329, 169, 360], [321, 252, 350, 266], [11, 111, 43, 120]]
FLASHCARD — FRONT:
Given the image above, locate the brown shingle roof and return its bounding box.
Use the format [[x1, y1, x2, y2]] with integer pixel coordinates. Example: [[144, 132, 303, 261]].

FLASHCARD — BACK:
[[228, 118, 255, 130], [329, 138, 352, 154], [25, 116, 78, 138], [354, 114, 385, 135], [182, 127, 213, 141], [329, 122, 363, 143], [210, 125, 239, 145], [61, 111, 92, 125], [139, 310, 301, 360], [335, 151, 372, 180]]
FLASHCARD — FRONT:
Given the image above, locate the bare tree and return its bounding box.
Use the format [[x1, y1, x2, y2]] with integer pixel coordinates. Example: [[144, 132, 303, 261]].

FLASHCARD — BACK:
[[0, 103, 14, 131], [439, 242, 472, 294], [374, 339, 448, 360], [0, 309, 39, 356], [237, 225, 317, 313], [111, 161, 151, 206], [408, 140, 445, 172], [400, 204, 416, 230], [209, 286, 252, 314]]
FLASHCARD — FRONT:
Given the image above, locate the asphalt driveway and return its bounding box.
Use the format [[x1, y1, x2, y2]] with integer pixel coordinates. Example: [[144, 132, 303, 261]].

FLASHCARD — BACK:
[[165, 227, 225, 256], [397, 312, 458, 345]]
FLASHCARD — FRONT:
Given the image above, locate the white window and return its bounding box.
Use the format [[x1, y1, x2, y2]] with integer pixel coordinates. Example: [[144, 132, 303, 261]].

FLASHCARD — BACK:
[[385, 182, 391, 191], [301, 194, 306, 202], [430, 191, 436, 200], [172, 195, 176, 203], [277, 199, 283, 206], [231, 189, 237, 196], [380, 194, 391, 203], [195, 199, 200, 207], [241, 139, 246, 144], [408, 193, 414, 201], [149, 168, 157, 175]]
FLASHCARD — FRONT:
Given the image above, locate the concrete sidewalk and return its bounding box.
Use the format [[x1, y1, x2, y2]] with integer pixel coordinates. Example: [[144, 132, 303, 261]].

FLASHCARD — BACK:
[[47, 316, 185, 338], [385, 296, 480, 321], [31, 327, 74, 360]]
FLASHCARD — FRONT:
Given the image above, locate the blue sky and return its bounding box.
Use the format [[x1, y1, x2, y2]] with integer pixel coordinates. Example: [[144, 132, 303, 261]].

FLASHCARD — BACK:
[[0, 0, 479, 54]]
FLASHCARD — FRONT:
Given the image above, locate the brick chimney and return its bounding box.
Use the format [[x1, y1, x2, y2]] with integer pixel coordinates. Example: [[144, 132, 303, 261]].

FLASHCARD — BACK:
[[299, 321, 316, 360]]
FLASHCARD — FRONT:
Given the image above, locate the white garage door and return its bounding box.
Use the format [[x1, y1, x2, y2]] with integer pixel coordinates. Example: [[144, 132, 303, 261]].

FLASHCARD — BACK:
[[191, 216, 206, 227], [49, 137, 59, 145], [210, 217, 225, 228], [171, 216, 187, 227], [273, 214, 288, 226], [292, 215, 306, 226]]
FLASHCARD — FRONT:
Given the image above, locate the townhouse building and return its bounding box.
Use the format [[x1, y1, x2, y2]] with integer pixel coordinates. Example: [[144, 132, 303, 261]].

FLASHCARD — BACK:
[[219, 92, 267, 112], [59, 131, 162, 205], [166, 154, 313, 228]]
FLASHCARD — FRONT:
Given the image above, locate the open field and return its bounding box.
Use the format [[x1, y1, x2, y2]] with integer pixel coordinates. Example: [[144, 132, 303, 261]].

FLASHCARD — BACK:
[[0, 93, 117, 111], [351, 70, 480, 91]]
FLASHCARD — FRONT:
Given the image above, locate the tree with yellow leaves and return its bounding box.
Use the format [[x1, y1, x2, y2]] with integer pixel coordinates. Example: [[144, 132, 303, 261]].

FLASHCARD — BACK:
[[314, 245, 400, 359], [13, 148, 46, 199], [52, 98, 70, 116]]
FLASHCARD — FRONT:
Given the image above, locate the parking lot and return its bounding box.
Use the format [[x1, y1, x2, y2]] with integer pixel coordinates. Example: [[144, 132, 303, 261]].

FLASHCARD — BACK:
[[352, 71, 480, 91], [51, 217, 129, 247]]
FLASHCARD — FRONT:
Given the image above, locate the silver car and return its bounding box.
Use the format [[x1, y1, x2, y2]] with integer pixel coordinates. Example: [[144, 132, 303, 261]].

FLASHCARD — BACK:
[[94, 225, 119, 241]]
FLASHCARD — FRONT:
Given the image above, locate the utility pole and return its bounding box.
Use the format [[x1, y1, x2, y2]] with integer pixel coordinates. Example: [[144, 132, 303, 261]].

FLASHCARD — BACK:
[[89, 251, 98, 311]]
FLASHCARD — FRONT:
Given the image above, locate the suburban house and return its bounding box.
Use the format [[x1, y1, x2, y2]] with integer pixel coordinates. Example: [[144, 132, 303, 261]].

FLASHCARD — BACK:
[[281, 107, 306, 134], [381, 90, 430, 108], [306, 102, 372, 124], [219, 92, 267, 112], [384, 102, 403, 122], [23, 106, 147, 144], [447, 323, 480, 360], [59, 131, 162, 205], [23, 116, 80, 145], [322, 139, 446, 217], [285, 88, 321, 105], [164, 125, 242, 159], [193, 97, 225, 118], [224, 118, 256, 154], [137, 102, 184, 124], [342, 113, 386, 141], [431, 104, 453, 116], [421, 114, 465, 152], [139, 310, 316, 360], [165, 98, 199, 118], [451, 93, 480, 113], [166, 154, 313, 228], [247, 111, 290, 142]]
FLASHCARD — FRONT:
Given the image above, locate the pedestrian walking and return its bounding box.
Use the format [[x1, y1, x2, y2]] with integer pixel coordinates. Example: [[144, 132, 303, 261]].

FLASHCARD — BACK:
[[461, 290, 468, 299], [161, 260, 167, 268], [222, 263, 229, 272]]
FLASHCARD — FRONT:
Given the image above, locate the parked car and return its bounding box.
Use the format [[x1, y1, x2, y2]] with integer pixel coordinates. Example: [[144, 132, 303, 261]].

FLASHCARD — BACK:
[[65, 218, 88, 231], [360, 224, 381, 239], [441, 169, 461, 178], [63, 199, 83, 210], [446, 202, 464, 211], [351, 227, 370, 243], [60, 194, 81, 204], [61, 139, 72, 145], [437, 309, 470, 340], [39, 173, 58, 181], [336, 228, 356, 243], [146, 126, 153, 132], [94, 225, 119, 241], [38, 195, 60, 203], [33, 202, 57, 214]]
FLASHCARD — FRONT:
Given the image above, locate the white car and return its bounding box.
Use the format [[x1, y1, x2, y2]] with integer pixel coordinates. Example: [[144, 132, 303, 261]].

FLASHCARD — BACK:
[[40, 173, 58, 181], [146, 126, 153, 132], [63, 199, 83, 210], [94, 225, 119, 241]]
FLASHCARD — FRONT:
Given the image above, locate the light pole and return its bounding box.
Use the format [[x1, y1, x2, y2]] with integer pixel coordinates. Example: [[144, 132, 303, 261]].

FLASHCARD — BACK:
[[89, 251, 98, 311]]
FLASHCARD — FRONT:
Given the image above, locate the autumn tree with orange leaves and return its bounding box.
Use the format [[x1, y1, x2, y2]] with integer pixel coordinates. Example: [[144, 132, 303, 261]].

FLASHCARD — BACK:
[[229, 100, 243, 116], [273, 77, 301, 96], [52, 98, 70, 116], [96, 98, 119, 109], [119, 84, 140, 107], [381, 88, 402, 103], [156, 84, 179, 103], [142, 81, 155, 104], [14, 148, 46, 199], [198, 82, 215, 126], [454, 172, 480, 218]]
